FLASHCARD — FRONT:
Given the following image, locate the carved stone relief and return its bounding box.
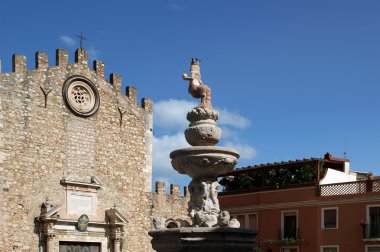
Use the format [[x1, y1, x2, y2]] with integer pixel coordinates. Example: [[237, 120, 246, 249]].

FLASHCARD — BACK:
[[36, 178, 127, 252], [63, 76, 100, 117]]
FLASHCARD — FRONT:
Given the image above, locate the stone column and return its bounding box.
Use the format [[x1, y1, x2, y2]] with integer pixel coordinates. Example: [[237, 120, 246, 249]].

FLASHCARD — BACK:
[[114, 238, 121, 252], [45, 234, 55, 252]]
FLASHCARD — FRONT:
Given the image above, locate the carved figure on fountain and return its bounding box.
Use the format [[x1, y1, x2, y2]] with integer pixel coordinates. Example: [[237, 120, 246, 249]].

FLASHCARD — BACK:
[[188, 178, 220, 225], [187, 177, 239, 228], [182, 58, 212, 109]]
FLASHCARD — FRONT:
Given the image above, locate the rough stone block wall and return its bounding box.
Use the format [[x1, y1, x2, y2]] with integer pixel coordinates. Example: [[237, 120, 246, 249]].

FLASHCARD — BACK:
[[0, 48, 187, 252], [143, 98, 153, 192], [146, 182, 190, 235]]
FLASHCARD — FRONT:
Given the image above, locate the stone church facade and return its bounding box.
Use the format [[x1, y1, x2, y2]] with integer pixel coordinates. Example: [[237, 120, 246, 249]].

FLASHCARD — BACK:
[[0, 48, 189, 252]]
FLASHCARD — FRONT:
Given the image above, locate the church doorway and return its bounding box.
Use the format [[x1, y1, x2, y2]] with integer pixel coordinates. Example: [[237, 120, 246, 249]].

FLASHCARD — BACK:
[[59, 242, 101, 252]]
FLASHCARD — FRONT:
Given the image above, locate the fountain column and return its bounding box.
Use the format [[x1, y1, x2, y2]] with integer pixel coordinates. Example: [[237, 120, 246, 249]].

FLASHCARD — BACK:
[[171, 106, 241, 228], [149, 59, 256, 252]]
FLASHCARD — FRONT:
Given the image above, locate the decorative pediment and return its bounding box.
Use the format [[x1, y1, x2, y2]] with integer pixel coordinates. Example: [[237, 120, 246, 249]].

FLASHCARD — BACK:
[[106, 207, 128, 225], [36, 177, 127, 252], [60, 175, 101, 190], [41, 204, 62, 218]]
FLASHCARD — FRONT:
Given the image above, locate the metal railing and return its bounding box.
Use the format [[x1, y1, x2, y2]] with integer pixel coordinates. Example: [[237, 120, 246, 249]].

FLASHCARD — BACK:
[[363, 224, 380, 239], [278, 228, 300, 239]]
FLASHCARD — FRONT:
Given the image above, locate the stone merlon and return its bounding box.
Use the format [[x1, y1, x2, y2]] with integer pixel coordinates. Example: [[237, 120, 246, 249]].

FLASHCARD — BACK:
[[110, 73, 122, 92], [36, 51, 48, 70], [93, 60, 105, 79], [126, 86, 137, 105], [56, 49, 68, 66], [75, 48, 88, 65], [12, 54, 27, 73], [0, 48, 152, 111], [154, 181, 188, 198], [142, 98, 153, 113]]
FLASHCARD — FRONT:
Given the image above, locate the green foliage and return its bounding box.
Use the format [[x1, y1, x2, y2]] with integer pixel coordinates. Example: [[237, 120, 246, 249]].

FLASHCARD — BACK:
[[225, 164, 318, 191], [236, 173, 254, 189], [263, 237, 304, 246], [253, 240, 262, 252], [319, 161, 326, 178]]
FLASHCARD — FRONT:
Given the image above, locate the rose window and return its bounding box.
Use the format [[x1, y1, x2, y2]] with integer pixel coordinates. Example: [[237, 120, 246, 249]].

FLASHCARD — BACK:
[[63, 76, 100, 117], [72, 86, 88, 104]]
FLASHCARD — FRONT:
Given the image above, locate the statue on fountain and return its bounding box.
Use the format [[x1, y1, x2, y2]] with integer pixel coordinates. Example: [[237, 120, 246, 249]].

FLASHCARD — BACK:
[[182, 58, 212, 109], [188, 177, 239, 228], [171, 59, 240, 228], [149, 59, 256, 252], [153, 58, 242, 228]]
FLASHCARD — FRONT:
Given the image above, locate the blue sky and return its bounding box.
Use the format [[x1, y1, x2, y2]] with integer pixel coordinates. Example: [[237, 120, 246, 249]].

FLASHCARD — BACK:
[[1, 1, 380, 190]]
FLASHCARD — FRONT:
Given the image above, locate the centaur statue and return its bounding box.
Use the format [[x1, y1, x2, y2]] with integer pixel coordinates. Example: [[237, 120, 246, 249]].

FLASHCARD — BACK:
[[182, 58, 212, 109]]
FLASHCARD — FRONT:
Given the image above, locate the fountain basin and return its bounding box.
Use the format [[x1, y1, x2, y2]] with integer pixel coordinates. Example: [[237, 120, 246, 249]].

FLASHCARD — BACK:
[[149, 227, 256, 252], [170, 146, 239, 178]]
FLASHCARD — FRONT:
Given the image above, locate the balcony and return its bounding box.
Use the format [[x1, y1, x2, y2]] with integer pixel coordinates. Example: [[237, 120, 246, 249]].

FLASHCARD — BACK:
[[317, 179, 380, 197], [363, 224, 380, 240], [279, 228, 300, 239]]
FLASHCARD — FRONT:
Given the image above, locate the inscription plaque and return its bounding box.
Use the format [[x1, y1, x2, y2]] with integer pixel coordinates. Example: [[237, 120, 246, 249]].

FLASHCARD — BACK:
[[68, 194, 93, 215]]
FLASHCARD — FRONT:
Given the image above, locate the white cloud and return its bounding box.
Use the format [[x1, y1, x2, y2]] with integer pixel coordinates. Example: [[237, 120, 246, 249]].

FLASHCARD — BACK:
[[220, 127, 239, 140], [153, 131, 189, 173], [88, 47, 101, 60], [224, 141, 257, 160], [154, 99, 196, 130], [152, 131, 191, 188], [166, 3, 182, 11], [154, 99, 251, 131], [60, 35, 76, 48], [217, 108, 251, 129]]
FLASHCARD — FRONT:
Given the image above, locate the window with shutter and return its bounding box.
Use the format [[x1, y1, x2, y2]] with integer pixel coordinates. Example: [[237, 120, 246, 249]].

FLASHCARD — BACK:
[[322, 208, 338, 229]]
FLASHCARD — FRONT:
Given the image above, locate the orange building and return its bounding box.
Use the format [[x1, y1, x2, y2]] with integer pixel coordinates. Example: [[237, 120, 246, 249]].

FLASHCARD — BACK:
[[219, 153, 380, 252]]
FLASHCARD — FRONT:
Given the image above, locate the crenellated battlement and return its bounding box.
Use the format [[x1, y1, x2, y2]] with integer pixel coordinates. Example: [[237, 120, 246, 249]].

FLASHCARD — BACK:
[[154, 181, 189, 198], [149, 181, 190, 226], [0, 48, 153, 112], [0, 46, 165, 252]]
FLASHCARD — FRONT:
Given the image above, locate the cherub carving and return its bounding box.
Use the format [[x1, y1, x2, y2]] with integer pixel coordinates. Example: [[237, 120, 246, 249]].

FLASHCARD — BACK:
[[182, 58, 212, 108], [188, 178, 221, 227]]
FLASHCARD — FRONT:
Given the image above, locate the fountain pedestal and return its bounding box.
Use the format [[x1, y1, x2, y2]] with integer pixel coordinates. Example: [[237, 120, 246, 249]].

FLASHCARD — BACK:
[[149, 59, 256, 251], [149, 227, 256, 252]]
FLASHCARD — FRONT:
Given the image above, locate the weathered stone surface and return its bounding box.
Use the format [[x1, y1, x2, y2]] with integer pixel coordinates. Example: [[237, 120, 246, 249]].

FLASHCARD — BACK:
[[149, 227, 257, 252], [170, 146, 239, 178], [184, 121, 221, 146], [0, 48, 189, 252], [188, 178, 220, 227], [184, 99, 221, 146], [186, 107, 219, 123], [182, 59, 212, 109]]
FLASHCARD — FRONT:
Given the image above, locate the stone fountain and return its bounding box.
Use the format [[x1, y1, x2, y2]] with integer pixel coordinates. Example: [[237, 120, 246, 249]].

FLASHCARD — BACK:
[[149, 59, 256, 252]]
